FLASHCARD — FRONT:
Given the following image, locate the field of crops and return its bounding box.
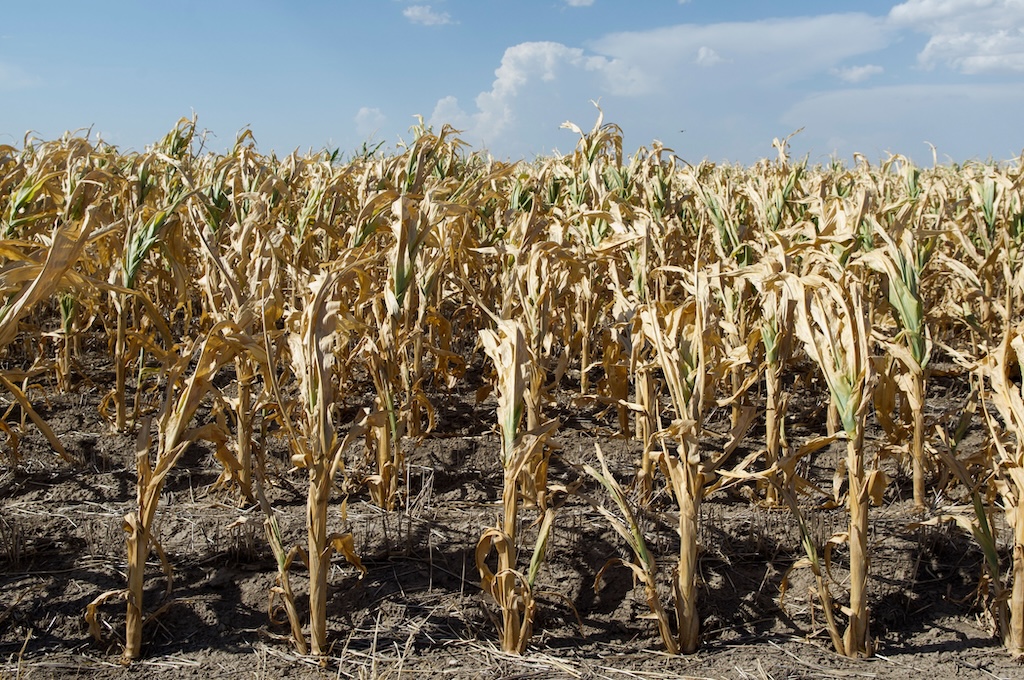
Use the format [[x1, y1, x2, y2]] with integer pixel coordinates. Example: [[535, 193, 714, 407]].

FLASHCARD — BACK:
[[1, 115, 1023, 678]]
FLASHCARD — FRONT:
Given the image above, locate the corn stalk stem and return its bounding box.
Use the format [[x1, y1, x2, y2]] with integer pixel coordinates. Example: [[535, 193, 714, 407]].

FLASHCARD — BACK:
[[909, 372, 927, 512], [774, 478, 845, 654], [123, 453, 153, 661], [482, 458, 532, 654], [635, 369, 657, 504], [730, 285, 750, 432], [307, 470, 331, 656], [375, 385, 403, 510], [827, 401, 839, 438], [502, 465, 518, 544], [368, 350, 403, 510], [526, 372, 542, 433], [579, 292, 593, 395], [123, 517, 148, 660], [674, 455, 702, 654], [410, 330, 424, 437], [234, 356, 255, 502], [58, 318, 73, 392], [123, 436, 187, 661], [764, 366, 782, 506], [843, 429, 872, 658], [730, 364, 744, 431], [1010, 502, 1024, 655], [253, 458, 307, 655], [115, 293, 128, 432]]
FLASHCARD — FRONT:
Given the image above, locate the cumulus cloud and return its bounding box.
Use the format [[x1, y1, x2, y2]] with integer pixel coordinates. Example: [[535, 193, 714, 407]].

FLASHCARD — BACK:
[[590, 14, 892, 88], [403, 5, 453, 26], [926, 37, 1024, 72], [888, 0, 1024, 72], [888, 0, 1003, 25], [695, 46, 723, 66], [429, 12, 1008, 162], [429, 41, 651, 151], [430, 96, 471, 131], [355, 107, 386, 138], [564, 0, 595, 6], [831, 64, 884, 82]]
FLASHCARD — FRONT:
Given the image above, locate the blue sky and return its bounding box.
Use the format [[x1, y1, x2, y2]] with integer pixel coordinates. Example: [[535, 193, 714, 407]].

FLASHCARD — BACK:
[[2, 1, 1022, 165]]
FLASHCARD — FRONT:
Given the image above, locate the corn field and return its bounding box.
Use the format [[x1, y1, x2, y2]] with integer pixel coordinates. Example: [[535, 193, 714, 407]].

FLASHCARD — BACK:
[[1, 115, 1024, 677]]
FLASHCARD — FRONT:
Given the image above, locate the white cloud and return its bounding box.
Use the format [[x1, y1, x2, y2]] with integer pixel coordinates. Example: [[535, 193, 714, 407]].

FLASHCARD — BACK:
[[590, 14, 892, 88], [424, 11, 1021, 163], [695, 46, 723, 66], [427, 15, 902, 160], [565, 0, 595, 6], [888, 0, 1024, 72], [831, 64, 884, 82], [403, 5, 453, 26], [923, 33, 1024, 72], [430, 96, 471, 131], [888, 0, 1004, 25], [429, 41, 651, 152], [355, 107, 386, 138]]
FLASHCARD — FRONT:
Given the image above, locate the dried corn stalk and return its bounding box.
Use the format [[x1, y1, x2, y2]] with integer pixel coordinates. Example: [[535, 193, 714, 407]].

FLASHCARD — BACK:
[[639, 268, 722, 654], [859, 213, 935, 511], [781, 265, 878, 658], [0, 205, 99, 460], [274, 267, 367, 656], [582, 443, 678, 653], [476, 319, 558, 653], [975, 318, 1024, 657], [87, 320, 252, 661]]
